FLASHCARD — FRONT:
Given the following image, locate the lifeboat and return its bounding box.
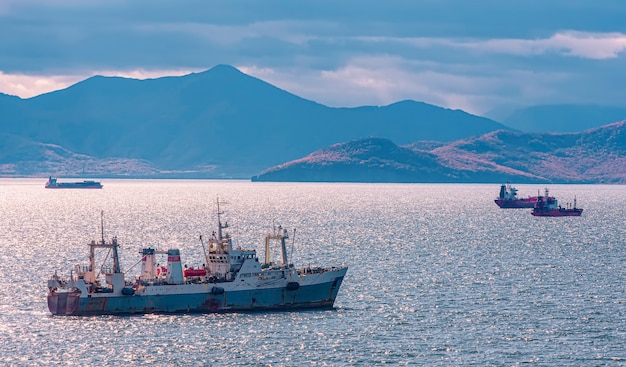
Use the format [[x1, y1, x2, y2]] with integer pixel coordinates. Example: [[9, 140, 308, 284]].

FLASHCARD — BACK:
[[184, 267, 207, 277]]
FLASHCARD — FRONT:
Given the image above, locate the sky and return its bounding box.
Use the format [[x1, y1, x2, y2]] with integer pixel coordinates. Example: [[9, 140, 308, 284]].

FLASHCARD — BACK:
[[1, 0, 626, 116]]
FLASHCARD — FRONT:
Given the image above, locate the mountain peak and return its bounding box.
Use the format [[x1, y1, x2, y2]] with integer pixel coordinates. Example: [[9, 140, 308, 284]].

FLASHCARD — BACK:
[[210, 64, 242, 73]]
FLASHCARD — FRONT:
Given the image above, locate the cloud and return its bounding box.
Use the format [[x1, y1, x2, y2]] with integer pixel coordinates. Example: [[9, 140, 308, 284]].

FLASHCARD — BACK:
[[0, 68, 198, 98], [2, 1, 626, 114], [242, 57, 505, 115], [241, 50, 595, 116], [359, 31, 626, 60], [236, 30, 626, 114], [464, 31, 626, 60], [0, 72, 80, 98], [549, 32, 626, 59]]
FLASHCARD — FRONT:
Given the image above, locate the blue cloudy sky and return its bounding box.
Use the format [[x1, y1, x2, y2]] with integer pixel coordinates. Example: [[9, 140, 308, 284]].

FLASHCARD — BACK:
[[1, 0, 625, 116]]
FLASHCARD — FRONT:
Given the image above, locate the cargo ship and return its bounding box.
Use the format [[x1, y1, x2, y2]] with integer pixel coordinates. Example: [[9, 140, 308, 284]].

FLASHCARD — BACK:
[[47, 202, 348, 316], [531, 188, 583, 217], [45, 177, 103, 189], [494, 183, 548, 208]]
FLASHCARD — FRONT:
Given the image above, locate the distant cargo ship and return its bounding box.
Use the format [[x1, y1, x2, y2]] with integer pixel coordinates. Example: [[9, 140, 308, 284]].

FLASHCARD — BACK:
[[494, 183, 548, 208], [47, 201, 348, 316], [45, 177, 103, 189], [531, 188, 583, 217]]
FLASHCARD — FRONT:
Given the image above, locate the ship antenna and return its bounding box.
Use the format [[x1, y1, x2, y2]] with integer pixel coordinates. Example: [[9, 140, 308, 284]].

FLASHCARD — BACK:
[[100, 210, 105, 244], [216, 197, 223, 240], [199, 234, 208, 264]]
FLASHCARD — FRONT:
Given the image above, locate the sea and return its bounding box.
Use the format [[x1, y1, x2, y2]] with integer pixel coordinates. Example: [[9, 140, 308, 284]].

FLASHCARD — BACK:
[[0, 179, 624, 366]]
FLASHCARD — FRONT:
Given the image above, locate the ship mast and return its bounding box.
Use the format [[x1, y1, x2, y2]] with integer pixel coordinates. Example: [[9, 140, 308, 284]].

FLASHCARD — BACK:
[[101, 210, 105, 244], [89, 211, 121, 275], [264, 224, 290, 267], [216, 198, 224, 241], [214, 197, 231, 254]]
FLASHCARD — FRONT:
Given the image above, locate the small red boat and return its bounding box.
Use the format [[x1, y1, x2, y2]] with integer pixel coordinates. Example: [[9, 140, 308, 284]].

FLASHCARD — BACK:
[[531, 188, 583, 217], [494, 183, 547, 208]]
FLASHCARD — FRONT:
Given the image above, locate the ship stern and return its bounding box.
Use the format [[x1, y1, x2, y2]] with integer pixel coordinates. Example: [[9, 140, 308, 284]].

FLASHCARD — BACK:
[[47, 291, 81, 315]]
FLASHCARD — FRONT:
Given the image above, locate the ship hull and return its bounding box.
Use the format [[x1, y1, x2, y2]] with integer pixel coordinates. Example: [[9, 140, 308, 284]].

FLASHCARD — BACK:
[[494, 199, 537, 208], [46, 186, 102, 189], [46, 184, 102, 189], [531, 209, 583, 217], [48, 273, 346, 316]]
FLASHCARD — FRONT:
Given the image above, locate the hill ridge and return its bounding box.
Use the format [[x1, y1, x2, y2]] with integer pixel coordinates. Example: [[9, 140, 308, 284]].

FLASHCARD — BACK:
[[253, 121, 626, 183]]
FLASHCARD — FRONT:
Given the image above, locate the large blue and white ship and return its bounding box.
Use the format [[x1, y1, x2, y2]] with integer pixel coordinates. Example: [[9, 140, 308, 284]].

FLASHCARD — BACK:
[[47, 202, 347, 315]]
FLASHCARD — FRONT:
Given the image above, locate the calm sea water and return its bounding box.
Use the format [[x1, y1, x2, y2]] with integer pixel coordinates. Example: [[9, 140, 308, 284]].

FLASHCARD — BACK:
[[0, 179, 624, 366]]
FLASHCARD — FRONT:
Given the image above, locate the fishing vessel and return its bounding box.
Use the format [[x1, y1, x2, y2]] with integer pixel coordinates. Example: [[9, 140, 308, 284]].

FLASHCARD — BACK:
[[494, 183, 547, 208], [45, 176, 103, 189], [531, 188, 583, 217], [46, 202, 348, 316]]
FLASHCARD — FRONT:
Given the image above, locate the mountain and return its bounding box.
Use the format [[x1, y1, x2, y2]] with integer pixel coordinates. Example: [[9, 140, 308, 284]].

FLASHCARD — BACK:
[[252, 121, 626, 183], [251, 137, 444, 183], [0, 133, 159, 177], [1, 65, 508, 178], [500, 104, 626, 133]]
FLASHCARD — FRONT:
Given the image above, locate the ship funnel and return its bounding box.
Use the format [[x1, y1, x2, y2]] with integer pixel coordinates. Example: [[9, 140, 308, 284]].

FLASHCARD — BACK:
[[141, 248, 157, 279], [166, 249, 184, 284]]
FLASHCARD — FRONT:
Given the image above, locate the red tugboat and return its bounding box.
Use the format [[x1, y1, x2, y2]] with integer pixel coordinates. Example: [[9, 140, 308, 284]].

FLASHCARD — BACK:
[[495, 183, 548, 208], [531, 188, 583, 217]]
